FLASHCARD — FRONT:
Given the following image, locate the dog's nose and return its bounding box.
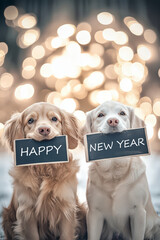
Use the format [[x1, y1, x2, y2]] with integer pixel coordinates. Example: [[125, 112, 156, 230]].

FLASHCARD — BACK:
[[107, 118, 119, 127], [38, 127, 51, 136]]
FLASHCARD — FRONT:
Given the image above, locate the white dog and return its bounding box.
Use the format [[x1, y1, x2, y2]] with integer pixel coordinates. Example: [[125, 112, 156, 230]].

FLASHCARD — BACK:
[[85, 101, 160, 240]]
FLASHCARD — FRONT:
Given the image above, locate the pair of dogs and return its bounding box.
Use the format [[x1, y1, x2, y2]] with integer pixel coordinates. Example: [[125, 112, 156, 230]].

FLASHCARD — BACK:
[[2, 101, 160, 240]]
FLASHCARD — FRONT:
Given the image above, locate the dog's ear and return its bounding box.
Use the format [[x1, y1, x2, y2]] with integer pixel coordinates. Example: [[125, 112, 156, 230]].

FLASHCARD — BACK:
[[129, 107, 145, 129], [60, 110, 82, 149], [83, 110, 93, 134], [3, 113, 24, 151]]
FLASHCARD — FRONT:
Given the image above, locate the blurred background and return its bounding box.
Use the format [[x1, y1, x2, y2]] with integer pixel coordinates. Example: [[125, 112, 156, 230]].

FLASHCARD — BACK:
[[0, 0, 160, 238]]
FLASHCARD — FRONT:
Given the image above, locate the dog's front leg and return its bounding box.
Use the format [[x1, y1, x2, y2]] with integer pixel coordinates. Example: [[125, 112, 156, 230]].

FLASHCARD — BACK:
[[87, 209, 104, 240], [130, 206, 146, 240], [59, 214, 76, 240], [15, 208, 39, 240]]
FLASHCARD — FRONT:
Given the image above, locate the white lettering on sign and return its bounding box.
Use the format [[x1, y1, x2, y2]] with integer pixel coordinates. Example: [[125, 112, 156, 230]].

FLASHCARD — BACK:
[[90, 142, 113, 152], [116, 138, 145, 148], [20, 145, 62, 157], [54, 145, 62, 154], [21, 147, 29, 157], [89, 138, 145, 152]]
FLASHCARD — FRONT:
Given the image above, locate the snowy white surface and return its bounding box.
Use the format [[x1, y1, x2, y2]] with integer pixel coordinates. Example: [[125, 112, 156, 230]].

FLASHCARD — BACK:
[[0, 150, 160, 239]]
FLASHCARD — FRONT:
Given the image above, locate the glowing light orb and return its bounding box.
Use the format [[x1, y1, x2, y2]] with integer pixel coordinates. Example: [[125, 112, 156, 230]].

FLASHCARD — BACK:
[[15, 84, 34, 100], [57, 24, 76, 39], [137, 45, 151, 61], [120, 78, 133, 92], [76, 30, 91, 45], [97, 12, 113, 25], [4, 6, 18, 20], [119, 46, 134, 61]]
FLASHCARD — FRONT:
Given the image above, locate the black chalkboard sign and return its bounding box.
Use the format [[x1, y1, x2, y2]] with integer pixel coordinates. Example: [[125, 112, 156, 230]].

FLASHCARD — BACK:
[[84, 128, 150, 162], [14, 136, 69, 166]]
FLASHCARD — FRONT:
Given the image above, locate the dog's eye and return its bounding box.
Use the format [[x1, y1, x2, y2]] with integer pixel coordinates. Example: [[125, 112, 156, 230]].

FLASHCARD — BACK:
[[52, 117, 58, 122], [28, 118, 34, 124], [119, 111, 126, 116], [98, 113, 104, 118]]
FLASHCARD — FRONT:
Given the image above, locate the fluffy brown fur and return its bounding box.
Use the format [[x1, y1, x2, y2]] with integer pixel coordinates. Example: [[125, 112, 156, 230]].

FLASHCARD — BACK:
[[2, 102, 87, 240]]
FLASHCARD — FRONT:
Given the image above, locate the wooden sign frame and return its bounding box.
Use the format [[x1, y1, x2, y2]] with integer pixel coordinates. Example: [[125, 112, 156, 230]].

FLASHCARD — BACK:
[[84, 128, 150, 162], [14, 135, 69, 166]]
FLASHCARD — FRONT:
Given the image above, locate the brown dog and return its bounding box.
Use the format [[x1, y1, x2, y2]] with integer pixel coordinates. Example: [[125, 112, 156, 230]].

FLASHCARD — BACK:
[[2, 102, 87, 240]]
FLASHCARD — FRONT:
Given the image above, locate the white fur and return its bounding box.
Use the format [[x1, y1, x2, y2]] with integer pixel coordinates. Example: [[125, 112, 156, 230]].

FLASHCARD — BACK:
[[85, 101, 160, 240]]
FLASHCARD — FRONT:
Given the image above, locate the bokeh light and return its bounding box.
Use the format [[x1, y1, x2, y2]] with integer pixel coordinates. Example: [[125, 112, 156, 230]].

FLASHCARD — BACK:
[[4, 6, 18, 20], [18, 14, 37, 29], [32, 45, 45, 59], [15, 84, 34, 100], [57, 24, 76, 39], [97, 12, 113, 25], [1, 7, 160, 145], [144, 29, 157, 44], [137, 45, 151, 61], [0, 73, 14, 89], [76, 30, 91, 45], [119, 46, 134, 61]]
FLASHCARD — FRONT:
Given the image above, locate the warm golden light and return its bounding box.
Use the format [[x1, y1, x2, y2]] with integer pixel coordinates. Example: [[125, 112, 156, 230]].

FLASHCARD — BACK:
[[32, 45, 45, 59], [137, 45, 151, 61], [94, 31, 106, 44], [119, 46, 134, 61], [0, 42, 8, 55], [22, 29, 40, 47], [51, 56, 81, 79], [135, 108, 145, 121], [145, 114, 157, 127], [57, 24, 76, 39], [96, 90, 112, 104], [146, 126, 154, 140], [89, 43, 104, 56], [60, 98, 78, 113], [46, 91, 62, 105], [132, 62, 145, 82], [125, 92, 139, 106], [73, 84, 87, 99], [103, 28, 116, 41], [120, 78, 133, 92], [84, 71, 105, 90], [140, 102, 152, 116], [77, 22, 92, 32], [73, 110, 86, 126], [22, 68, 35, 79], [51, 37, 68, 49], [4, 6, 18, 20], [76, 30, 91, 45], [105, 64, 117, 79], [15, 84, 34, 100], [97, 12, 113, 25], [114, 31, 128, 45], [129, 22, 143, 36], [22, 57, 37, 69], [66, 41, 81, 56], [0, 73, 14, 89], [121, 62, 132, 76], [40, 63, 52, 78], [144, 29, 157, 44], [18, 14, 37, 29], [153, 100, 160, 116]]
